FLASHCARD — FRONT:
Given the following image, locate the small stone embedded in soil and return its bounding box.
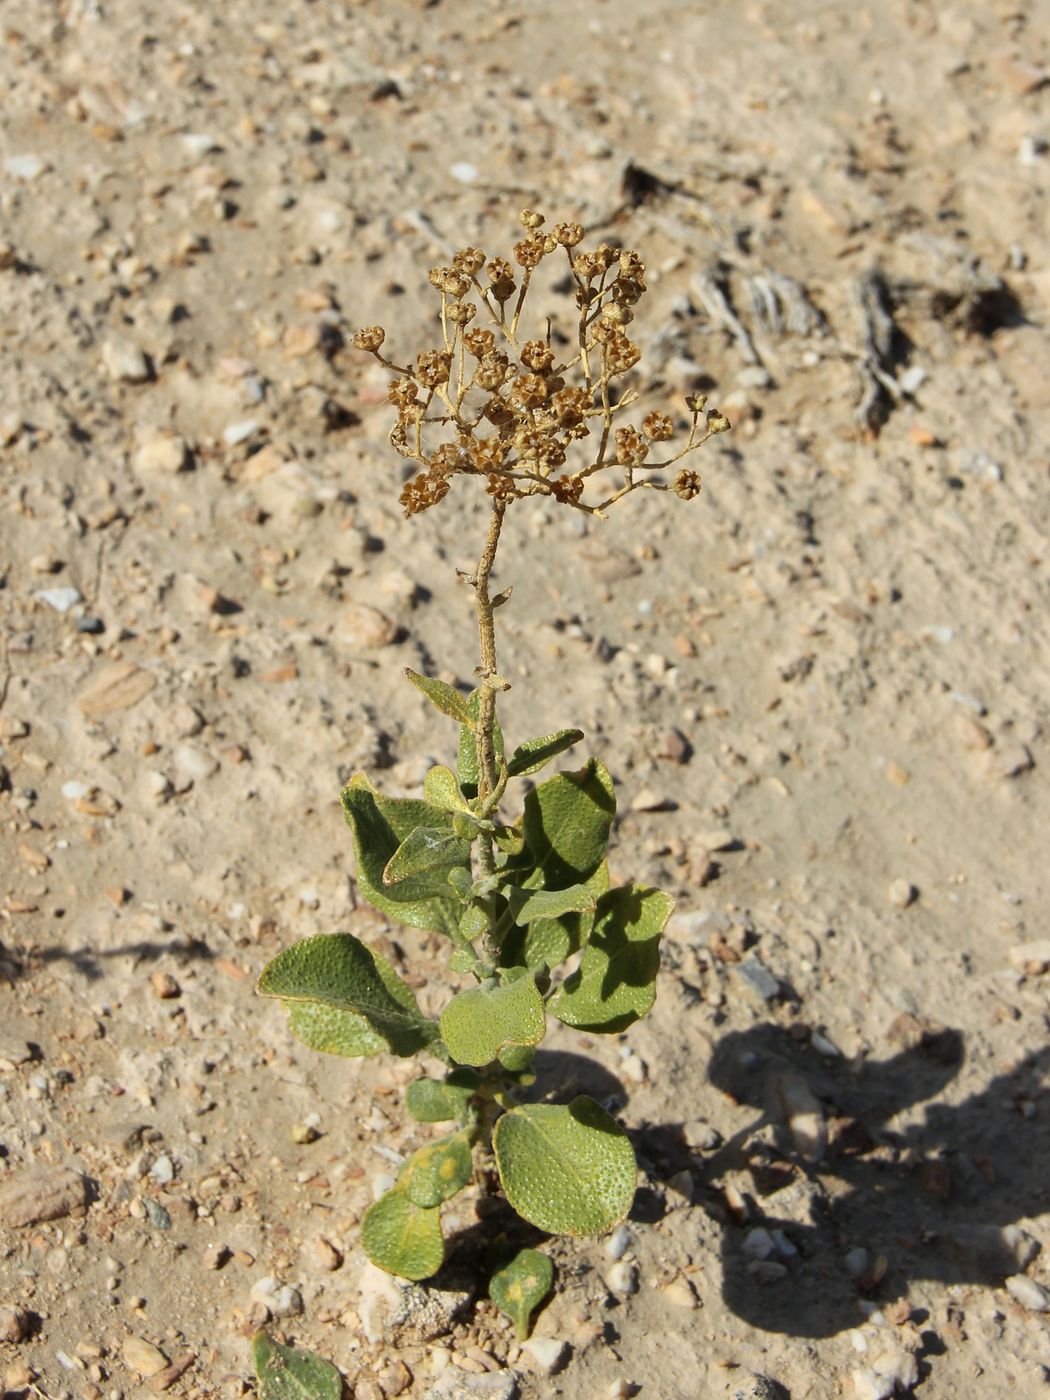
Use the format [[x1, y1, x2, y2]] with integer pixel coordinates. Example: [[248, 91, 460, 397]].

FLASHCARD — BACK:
[[0, 1305, 29, 1343], [0, 1166, 88, 1227], [605, 1224, 633, 1259], [202, 1243, 230, 1270], [135, 436, 191, 474], [607, 1259, 639, 1295], [520, 1337, 570, 1375], [423, 1368, 518, 1400], [311, 1236, 343, 1271], [36, 586, 82, 613], [989, 743, 1034, 779], [339, 602, 399, 648], [736, 955, 781, 1002], [660, 1276, 699, 1309], [150, 971, 181, 999], [887, 879, 917, 908], [122, 1335, 169, 1377], [249, 1275, 303, 1318], [76, 661, 157, 719], [1006, 1274, 1050, 1311], [1008, 941, 1050, 975], [103, 339, 152, 383]]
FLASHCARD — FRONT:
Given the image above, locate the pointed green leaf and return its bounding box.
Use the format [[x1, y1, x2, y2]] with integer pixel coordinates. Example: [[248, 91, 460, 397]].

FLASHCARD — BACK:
[[361, 1186, 444, 1280], [457, 690, 505, 800], [500, 860, 610, 972], [506, 729, 585, 778], [424, 764, 469, 812], [405, 1070, 481, 1123], [439, 975, 545, 1067], [493, 1096, 635, 1236], [341, 776, 469, 940], [515, 758, 615, 891], [399, 1129, 474, 1207], [259, 933, 437, 1057], [549, 884, 673, 1033], [504, 882, 596, 924], [383, 825, 473, 886], [285, 1000, 385, 1058], [406, 668, 474, 727], [489, 1248, 554, 1340], [252, 1331, 342, 1400]]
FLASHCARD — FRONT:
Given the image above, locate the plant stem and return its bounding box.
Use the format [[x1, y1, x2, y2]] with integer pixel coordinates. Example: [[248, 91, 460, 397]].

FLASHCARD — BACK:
[[473, 499, 507, 963]]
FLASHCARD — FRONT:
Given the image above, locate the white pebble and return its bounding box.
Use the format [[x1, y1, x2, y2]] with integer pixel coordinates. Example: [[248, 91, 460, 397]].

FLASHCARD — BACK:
[[5, 154, 49, 181], [449, 161, 479, 183], [223, 418, 260, 446], [37, 587, 82, 613], [605, 1224, 632, 1260], [1006, 1274, 1050, 1311], [521, 1337, 569, 1375], [607, 1260, 638, 1295]]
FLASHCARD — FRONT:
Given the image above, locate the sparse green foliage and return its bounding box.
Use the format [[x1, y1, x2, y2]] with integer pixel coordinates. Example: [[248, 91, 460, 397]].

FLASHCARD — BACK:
[[251, 1331, 342, 1400], [258, 208, 727, 1328]]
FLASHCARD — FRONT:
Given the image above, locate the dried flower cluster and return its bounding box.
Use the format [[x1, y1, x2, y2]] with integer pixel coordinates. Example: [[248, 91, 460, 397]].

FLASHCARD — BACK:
[[353, 209, 730, 518]]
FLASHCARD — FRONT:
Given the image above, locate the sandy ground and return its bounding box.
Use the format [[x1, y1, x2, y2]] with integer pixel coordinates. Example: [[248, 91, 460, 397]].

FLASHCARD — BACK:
[[2, 1, 1050, 1397]]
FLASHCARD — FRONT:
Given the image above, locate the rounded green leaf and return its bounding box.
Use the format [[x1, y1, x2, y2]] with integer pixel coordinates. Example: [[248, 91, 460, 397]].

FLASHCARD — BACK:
[[549, 884, 673, 1033], [399, 1129, 474, 1207], [488, 1247, 554, 1340], [439, 975, 546, 1068], [361, 1186, 445, 1280], [259, 933, 437, 1057], [383, 825, 473, 886], [424, 764, 469, 811], [493, 1096, 636, 1235], [285, 1000, 385, 1058], [406, 1071, 481, 1122], [252, 1331, 342, 1400], [517, 758, 615, 890]]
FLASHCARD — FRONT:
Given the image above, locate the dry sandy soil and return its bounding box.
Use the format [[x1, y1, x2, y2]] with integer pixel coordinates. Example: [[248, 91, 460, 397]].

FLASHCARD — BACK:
[[2, 1, 1050, 1397]]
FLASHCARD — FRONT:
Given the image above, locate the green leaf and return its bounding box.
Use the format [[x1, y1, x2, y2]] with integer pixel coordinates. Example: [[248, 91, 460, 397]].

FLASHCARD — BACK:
[[439, 975, 546, 1067], [285, 1000, 385, 1058], [252, 1331, 342, 1400], [258, 933, 437, 1057], [500, 860, 610, 972], [383, 825, 473, 886], [405, 1070, 481, 1123], [497, 1043, 535, 1074], [516, 758, 615, 891], [504, 882, 596, 924], [457, 690, 505, 800], [493, 1096, 636, 1236], [406, 668, 474, 728], [424, 764, 469, 812], [341, 776, 469, 940], [488, 1248, 554, 1340], [399, 1129, 474, 1207], [506, 729, 585, 778], [548, 884, 673, 1033], [361, 1186, 444, 1280]]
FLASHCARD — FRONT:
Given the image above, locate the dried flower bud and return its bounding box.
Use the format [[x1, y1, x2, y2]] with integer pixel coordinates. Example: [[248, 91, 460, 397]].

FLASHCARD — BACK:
[[553, 221, 585, 247], [706, 409, 731, 433], [642, 411, 674, 442], [428, 443, 467, 476], [603, 330, 641, 374], [550, 474, 584, 505], [513, 233, 546, 269], [673, 469, 702, 500], [441, 269, 472, 299], [453, 246, 485, 276], [485, 472, 517, 502], [475, 351, 511, 391], [685, 391, 708, 414], [469, 436, 509, 470], [482, 397, 515, 428], [447, 300, 477, 325], [519, 208, 545, 229], [463, 328, 495, 357], [550, 386, 590, 425], [510, 374, 549, 408], [400, 470, 450, 516], [428, 266, 450, 289], [520, 339, 555, 372], [388, 377, 418, 408], [572, 252, 597, 282], [352, 325, 386, 353], [592, 242, 619, 273], [416, 349, 452, 388], [615, 426, 649, 467]]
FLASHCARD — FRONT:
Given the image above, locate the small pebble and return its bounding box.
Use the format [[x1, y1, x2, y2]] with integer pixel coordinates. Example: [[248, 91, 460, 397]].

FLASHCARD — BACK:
[[660, 1277, 698, 1309], [122, 1336, 168, 1377], [134, 436, 190, 474], [223, 419, 260, 446], [607, 1260, 638, 1295], [605, 1224, 633, 1260], [36, 587, 83, 614], [202, 1243, 230, 1270], [520, 1337, 569, 1376], [887, 879, 917, 909], [5, 154, 49, 181], [249, 1276, 303, 1318], [1006, 1274, 1050, 1311], [150, 972, 181, 999], [102, 339, 151, 384], [0, 1305, 29, 1343]]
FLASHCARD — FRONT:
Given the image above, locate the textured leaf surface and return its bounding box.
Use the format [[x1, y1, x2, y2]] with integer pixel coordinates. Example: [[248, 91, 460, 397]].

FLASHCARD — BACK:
[[549, 884, 673, 1032], [504, 882, 596, 924], [252, 1331, 342, 1400], [439, 975, 545, 1067], [405, 668, 474, 727], [423, 764, 467, 812], [493, 1096, 635, 1235], [405, 1071, 481, 1123], [259, 933, 436, 1057], [361, 1187, 445, 1280], [500, 860, 609, 972], [341, 776, 468, 939], [488, 1248, 554, 1340], [517, 759, 615, 890], [506, 728, 584, 778], [399, 1129, 474, 1207], [285, 999, 385, 1058], [457, 690, 505, 799], [383, 825, 473, 885]]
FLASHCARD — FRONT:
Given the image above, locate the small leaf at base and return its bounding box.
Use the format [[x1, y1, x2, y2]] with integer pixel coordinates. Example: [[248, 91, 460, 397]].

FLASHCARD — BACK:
[[488, 1248, 554, 1340], [252, 1331, 342, 1400], [439, 975, 546, 1067], [399, 1129, 474, 1207], [361, 1186, 445, 1280]]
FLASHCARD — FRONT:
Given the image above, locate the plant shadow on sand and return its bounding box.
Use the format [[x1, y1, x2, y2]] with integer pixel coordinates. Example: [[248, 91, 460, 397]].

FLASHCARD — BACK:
[[637, 1021, 1050, 1339]]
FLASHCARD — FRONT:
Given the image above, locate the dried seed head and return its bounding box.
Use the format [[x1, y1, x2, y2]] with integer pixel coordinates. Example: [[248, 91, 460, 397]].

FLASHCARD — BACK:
[[706, 409, 732, 433], [685, 391, 708, 414], [673, 469, 702, 500], [615, 426, 649, 467], [602, 330, 641, 374], [513, 233, 547, 269], [469, 436, 509, 470], [520, 339, 555, 372], [453, 246, 486, 276], [388, 377, 418, 408], [553, 221, 585, 247], [400, 470, 450, 516], [519, 208, 545, 229], [642, 411, 674, 442], [510, 374, 549, 408], [447, 300, 477, 325], [481, 397, 515, 428], [550, 386, 590, 425], [416, 349, 453, 388], [550, 474, 584, 505], [485, 472, 517, 502], [475, 351, 512, 391], [463, 327, 496, 357], [428, 443, 468, 476], [352, 325, 386, 353]]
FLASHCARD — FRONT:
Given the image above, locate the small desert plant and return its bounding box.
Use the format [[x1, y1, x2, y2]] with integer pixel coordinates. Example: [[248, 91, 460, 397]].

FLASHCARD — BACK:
[[257, 209, 728, 1330]]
